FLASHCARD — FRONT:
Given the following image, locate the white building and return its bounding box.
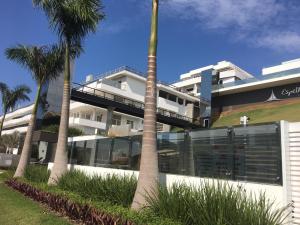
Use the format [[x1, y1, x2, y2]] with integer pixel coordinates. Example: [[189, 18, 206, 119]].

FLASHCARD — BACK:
[[2, 59, 300, 136], [172, 61, 253, 97], [1, 66, 200, 137]]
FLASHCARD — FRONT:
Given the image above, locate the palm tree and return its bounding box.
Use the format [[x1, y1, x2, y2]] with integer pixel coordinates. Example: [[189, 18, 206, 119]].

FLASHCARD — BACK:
[[131, 0, 159, 210], [33, 0, 105, 185], [6, 45, 64, 178], [0, 83, 31, 136]]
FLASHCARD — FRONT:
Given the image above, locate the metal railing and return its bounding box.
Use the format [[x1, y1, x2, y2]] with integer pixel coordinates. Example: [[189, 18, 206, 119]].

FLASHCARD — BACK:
[[72, 83, 193, 122]]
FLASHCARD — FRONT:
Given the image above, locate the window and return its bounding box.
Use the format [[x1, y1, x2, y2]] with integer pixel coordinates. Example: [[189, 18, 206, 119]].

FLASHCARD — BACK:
[[159, 90, 168, 99], [96, 114, 102, 122], [83, 114, 91, 120], [168, 94, 177, 102], [73, 112, 80, 118], [112, 115, 121, 126], [178, 98, 184, 105], [185, 100, 192, 106], [186, 87, 194, 92], [127, 120, 134, 129]]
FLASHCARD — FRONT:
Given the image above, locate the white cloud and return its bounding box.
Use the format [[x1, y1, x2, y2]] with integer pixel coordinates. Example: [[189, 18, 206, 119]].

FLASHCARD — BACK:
[[256, 31, 300, 52], [165, 0, 300, 52]]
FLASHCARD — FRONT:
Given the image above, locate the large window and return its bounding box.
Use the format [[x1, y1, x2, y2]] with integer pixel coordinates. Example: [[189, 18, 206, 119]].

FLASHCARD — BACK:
[[127, 120, 134, 129], [112, 115, 121, 126]]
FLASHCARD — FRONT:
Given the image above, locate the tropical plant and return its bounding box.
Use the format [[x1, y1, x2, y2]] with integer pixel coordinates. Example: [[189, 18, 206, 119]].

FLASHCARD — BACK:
[[24, 165, 50, 183], [146, 182, 291, 225], [33, 0, 105, 185], [0, 82, 31, 136], [57, 170, 137, 207], [131, 0, 159, 210], [41, 124, 84, 137], [6, 44, 64, 178], [0, 132, 21, 153]]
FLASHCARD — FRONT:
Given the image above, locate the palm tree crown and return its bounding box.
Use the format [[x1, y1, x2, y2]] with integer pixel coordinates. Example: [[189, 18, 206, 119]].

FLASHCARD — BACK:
[[0, 82, 31, 136], [0, 83, 31, 113], [5, 45, 64, 86], [33, 0, 104, 51]]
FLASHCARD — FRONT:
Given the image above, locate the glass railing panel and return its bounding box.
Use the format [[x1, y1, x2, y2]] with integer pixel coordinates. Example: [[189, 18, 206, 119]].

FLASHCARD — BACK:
[[65, 122, 282, 185]]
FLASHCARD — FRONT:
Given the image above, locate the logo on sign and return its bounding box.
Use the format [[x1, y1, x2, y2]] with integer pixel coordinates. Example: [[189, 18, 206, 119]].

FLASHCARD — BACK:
[[281, 87, 300, 97]]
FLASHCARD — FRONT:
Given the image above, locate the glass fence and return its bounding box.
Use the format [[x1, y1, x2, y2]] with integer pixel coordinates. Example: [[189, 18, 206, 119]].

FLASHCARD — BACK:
[[65, 122, 282, 185]]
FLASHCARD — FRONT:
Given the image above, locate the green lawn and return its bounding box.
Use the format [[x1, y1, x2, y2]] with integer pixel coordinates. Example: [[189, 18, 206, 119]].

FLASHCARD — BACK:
[[212, 100, 300, 127], [0, 172, 71, 225]]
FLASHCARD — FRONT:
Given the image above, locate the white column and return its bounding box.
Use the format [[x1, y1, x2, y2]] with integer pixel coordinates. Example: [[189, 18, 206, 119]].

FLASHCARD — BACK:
[[280, 120, 291, 208], [105, 107, 114, 135]]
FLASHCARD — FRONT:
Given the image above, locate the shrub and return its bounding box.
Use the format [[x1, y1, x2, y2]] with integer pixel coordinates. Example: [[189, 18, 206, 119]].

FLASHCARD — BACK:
[[41, 124, 83, 137], [24, 165, 50, 183], [57, 170, 137, 207], [146, 182, 291, 225]]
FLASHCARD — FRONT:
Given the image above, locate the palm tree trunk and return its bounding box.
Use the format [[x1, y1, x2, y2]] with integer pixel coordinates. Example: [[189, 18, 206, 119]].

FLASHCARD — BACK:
[[131, 0, 159, 211], [0, 110, 7, 137], [48, 42, 71, 185], [14, 84, 42, 178]]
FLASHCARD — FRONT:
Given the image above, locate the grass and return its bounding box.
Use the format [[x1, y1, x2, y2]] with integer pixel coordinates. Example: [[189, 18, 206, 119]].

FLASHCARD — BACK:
[[0, 171, 71, 225], [212, 99, 300, 127]]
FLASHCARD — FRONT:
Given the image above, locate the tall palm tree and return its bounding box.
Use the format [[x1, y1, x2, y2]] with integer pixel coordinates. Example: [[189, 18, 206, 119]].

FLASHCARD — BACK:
[[6, 45, 64, 178], [0, 83, 31, 137], [33, 0, 105, 185], [131, 0, 159, 210]]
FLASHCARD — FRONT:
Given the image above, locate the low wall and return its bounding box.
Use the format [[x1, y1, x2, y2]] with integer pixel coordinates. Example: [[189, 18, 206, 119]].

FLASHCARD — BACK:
[[48, 163, 285, 208], [0, 153, 20, 168]]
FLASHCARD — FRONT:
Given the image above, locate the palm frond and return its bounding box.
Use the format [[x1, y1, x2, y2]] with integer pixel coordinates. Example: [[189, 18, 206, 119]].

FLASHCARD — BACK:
[[7, 85, 31, 110], [34, 0, 105, 52], [0, 82, 31, 113], [6, 44, 64, 85]]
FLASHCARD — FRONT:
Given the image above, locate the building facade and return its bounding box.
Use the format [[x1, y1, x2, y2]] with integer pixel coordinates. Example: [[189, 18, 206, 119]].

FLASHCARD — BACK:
[[1, 58, 300, 136]]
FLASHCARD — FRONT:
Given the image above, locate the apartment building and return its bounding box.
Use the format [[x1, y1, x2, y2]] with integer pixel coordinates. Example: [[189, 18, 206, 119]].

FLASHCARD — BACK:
[[1, 66, 200, 136], [1, 59, 300, 136]]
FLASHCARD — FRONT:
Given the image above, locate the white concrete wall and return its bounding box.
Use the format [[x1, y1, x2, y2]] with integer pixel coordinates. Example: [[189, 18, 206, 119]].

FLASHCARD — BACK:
[[283, 121, 300, 224], [47, 163, 285, 208], [157, 97, 186, 115], [126, 76, 146, 96], [263, 59, 300, 75]]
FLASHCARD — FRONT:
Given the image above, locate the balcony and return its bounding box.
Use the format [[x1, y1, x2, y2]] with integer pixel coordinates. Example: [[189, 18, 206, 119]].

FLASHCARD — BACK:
[[3, 114, 31, 129], [69, 117, 106, 130]]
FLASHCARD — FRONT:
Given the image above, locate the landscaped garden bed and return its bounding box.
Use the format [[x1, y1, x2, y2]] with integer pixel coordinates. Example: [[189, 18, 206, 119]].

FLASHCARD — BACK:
[[2, 166, 291, 225]]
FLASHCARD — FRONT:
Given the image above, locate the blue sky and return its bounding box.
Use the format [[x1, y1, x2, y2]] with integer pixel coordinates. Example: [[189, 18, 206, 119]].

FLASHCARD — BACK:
[[0, 0, 300, 108]]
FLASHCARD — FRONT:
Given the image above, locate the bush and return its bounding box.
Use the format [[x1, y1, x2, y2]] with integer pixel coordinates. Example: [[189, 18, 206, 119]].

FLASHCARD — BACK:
[[57, 170, 137, 207], [146, 182, 290, 225], [24, 165, 50, 183], [41, 124, 83, 137]]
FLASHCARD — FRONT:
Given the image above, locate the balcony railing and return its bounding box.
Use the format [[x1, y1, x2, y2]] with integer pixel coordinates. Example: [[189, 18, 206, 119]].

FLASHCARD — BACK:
[[72, 83, 193, 122]]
